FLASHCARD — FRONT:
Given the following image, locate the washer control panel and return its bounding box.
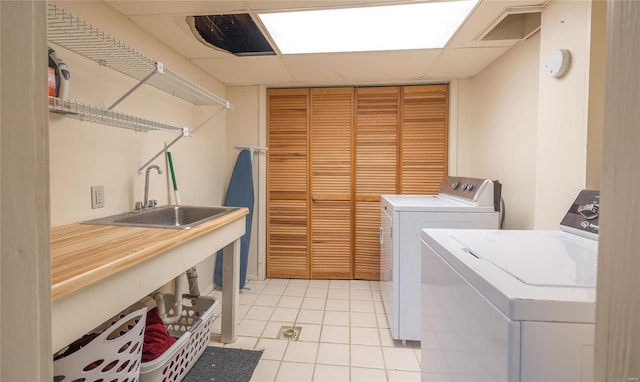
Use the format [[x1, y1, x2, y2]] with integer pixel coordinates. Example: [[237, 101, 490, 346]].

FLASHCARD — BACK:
[[559, 189, 599, 240]]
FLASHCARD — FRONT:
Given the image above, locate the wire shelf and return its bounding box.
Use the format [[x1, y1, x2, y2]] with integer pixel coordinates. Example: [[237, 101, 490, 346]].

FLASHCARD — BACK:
[[46, 2, 231, 108], [49, 96, 190, 136]]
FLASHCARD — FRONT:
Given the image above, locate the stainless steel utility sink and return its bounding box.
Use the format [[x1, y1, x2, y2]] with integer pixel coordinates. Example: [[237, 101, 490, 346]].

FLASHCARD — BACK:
[[82, 205, 239, 229]]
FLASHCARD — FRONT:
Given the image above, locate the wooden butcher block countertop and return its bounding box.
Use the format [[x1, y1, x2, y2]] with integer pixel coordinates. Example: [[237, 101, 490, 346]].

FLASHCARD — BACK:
[[51, 207, 248, 300]]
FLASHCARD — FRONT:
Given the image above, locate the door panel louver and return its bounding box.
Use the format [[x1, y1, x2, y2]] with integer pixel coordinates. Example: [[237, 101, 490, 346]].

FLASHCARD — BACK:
[[310, 88, 353, 279], [311, 201, 352, 279], [354, 87, 400, 279], [400, 85, 448, 194], [267, 89, 310, 278], [354, 201, 383, 280]]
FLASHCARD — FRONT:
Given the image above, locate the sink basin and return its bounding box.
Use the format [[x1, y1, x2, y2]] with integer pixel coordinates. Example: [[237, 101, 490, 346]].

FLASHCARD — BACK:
[[82, 205, 239, 229]]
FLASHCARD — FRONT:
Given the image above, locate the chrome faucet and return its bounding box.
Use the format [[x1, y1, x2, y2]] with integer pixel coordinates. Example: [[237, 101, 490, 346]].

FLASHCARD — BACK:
[[141, 164, 162, 209]]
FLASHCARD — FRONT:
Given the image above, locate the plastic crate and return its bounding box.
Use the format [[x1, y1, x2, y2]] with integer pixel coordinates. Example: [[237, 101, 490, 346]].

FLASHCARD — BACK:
[[53, 301, 148, 382], [140, 295, 219, 382]]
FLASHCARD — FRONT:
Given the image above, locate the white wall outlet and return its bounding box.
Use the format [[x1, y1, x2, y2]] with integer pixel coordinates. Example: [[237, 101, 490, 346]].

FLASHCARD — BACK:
[[91, 185, 105, 209]]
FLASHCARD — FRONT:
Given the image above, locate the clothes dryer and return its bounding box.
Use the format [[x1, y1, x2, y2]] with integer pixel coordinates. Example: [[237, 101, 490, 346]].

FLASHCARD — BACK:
[[380, 176, 501, 342]]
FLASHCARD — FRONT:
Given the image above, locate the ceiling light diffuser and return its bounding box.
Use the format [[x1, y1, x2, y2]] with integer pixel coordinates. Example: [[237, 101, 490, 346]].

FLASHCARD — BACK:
[[258, 0, 478, 54]]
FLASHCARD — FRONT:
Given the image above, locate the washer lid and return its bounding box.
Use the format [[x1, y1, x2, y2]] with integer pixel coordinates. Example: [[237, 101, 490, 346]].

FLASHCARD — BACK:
[[422, 229, 598, 323], [381, 194, 495, 213], [453, 230, 597, 288]]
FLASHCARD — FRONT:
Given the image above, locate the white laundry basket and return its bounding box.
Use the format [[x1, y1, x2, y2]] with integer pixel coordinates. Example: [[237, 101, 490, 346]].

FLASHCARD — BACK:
[[140, 294, 218, 382], [53, 301, 148, 382]]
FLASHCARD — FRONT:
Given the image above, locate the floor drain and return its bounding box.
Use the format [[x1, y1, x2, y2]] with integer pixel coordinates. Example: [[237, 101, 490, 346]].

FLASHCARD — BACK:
[[278, 326, 301, 341]]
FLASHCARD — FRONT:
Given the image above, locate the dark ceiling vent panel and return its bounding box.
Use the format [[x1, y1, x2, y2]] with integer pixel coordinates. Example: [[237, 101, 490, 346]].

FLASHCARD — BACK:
[[187, 14, 275, 56]]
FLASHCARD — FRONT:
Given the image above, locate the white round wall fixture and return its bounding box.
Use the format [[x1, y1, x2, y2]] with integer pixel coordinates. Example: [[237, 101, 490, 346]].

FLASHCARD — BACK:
[[544, 49, 571, 78]]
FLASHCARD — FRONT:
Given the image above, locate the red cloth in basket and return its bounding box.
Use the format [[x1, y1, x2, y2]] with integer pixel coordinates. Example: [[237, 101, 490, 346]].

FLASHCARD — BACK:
[[142, 307, 177, 362]]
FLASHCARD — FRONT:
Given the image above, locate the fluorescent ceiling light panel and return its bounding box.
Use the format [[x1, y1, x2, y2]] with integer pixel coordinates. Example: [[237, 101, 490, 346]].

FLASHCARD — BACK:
[[259, 0, 478, 54]]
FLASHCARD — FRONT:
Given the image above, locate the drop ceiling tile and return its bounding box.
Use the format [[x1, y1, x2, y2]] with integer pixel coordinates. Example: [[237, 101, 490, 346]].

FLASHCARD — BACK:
[[107, 0, 411, 16], [426, 46, 511, 79], [283, 50, 443, 86], [106, 1, 248, 16], [245, 0, 411, 12], [192, 56, 293, 86]]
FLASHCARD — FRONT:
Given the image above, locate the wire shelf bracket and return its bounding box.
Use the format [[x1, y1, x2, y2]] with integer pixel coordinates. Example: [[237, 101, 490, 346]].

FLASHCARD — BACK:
[[136, 105, 226, 174]]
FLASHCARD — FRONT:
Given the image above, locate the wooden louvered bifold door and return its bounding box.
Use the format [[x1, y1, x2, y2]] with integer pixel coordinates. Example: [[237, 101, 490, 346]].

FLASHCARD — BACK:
[[354, 87, 400, 280], [400, 85, 449, 194], [267, 85, 449, 281], [309, 88, 354, 279], [267, 89, 310, 278]]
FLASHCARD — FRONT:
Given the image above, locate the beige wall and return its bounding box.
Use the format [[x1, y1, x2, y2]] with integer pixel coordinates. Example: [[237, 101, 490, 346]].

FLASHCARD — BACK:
[[534, 0, 593, 229], [456, 0, 603, 230], [48, 1, 229, 293], [586, 0, 606, 190], [456, 33, 540, 229], [225, 85, 267, 281]]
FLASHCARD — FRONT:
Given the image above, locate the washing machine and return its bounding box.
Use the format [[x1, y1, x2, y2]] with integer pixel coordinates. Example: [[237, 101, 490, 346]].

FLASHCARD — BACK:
[[380, 176, 502, 342], [420, 190, 599, 381]]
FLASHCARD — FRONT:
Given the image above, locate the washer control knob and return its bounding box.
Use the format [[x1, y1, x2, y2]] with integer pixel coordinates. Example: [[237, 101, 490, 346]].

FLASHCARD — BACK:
[[462, 184, 469, 191], [452, 181, 460, 190], [467, 184, 475, 192]]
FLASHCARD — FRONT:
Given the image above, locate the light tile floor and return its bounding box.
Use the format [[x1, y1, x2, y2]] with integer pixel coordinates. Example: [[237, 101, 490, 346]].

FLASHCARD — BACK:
[[207, 279, 420, 382]]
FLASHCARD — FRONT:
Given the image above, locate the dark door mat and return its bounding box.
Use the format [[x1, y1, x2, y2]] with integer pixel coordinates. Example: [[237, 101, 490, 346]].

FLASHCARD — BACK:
[[183, 346, 263, 382]]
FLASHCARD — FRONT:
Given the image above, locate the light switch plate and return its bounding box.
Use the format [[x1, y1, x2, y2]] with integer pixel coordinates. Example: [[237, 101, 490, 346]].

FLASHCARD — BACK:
[[91, 185, 105, 209]]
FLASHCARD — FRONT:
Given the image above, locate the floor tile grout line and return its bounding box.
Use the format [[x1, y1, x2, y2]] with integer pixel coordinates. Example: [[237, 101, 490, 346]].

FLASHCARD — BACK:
[[217, 279, 419, 381]]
